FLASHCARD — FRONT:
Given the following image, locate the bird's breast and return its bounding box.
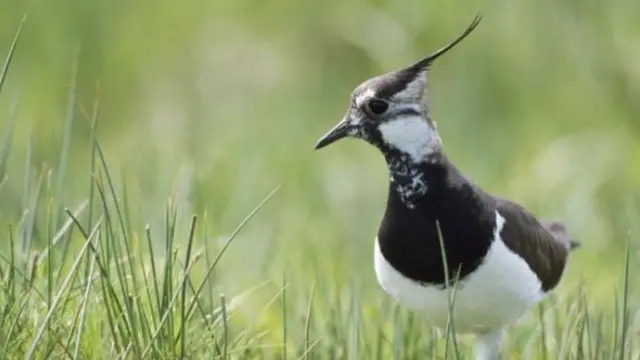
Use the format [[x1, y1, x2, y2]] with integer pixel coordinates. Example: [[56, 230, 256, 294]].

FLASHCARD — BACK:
[[373, 212, 546, 333]]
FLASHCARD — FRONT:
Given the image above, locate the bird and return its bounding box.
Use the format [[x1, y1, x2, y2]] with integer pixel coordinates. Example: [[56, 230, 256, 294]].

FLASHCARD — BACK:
[[314, 14, 580, 360]]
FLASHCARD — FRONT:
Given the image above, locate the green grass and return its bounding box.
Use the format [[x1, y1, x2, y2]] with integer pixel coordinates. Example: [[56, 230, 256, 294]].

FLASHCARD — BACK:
[[1, 4, 640, 360], [0, 138, 636, 359]]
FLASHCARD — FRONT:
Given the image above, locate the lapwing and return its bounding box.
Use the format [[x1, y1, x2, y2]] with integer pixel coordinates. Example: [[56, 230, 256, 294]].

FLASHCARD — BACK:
[[314, 15, 579, 360]]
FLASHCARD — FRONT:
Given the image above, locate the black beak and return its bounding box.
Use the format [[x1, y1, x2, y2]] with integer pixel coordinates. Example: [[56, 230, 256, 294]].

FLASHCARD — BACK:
[[314, 118, 352, 150]]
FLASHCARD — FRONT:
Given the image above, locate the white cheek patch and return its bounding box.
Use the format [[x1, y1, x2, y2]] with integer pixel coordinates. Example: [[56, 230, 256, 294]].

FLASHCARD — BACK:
[[378, 116, 440, 162]]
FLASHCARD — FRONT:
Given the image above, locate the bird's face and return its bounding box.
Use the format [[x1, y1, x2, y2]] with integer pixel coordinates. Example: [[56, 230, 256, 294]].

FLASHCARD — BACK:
[[314, 69, 440, 162], [315, 15, 482, 163]]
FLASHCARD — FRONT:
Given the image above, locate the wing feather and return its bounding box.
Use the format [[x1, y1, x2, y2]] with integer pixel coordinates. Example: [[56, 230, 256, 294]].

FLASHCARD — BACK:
[[494, 198, 575, 292]]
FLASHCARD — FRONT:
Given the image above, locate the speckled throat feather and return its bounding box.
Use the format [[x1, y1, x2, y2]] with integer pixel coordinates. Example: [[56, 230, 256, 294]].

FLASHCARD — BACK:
[[383, 148, 443, 209]]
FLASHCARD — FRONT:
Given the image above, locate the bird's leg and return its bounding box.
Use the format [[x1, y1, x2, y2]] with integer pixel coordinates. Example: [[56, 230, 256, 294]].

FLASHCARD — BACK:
[[475, 329, 503, 360]]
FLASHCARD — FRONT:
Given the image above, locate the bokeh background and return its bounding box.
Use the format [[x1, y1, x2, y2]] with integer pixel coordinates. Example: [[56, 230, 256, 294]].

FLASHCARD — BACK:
[[1, 0, 639, 353]]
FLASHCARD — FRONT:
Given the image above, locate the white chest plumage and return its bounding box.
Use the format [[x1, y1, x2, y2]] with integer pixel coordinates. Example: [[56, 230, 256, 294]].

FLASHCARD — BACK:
[[374, 211, 545, 333]]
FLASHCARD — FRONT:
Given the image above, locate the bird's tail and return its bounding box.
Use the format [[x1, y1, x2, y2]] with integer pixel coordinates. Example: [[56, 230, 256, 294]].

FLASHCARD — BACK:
[[542, 220, 580, 251]]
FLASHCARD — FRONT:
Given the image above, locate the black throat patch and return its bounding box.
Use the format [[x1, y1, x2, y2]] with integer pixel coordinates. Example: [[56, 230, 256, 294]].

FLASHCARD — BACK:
[[383, 149, 442, 208]]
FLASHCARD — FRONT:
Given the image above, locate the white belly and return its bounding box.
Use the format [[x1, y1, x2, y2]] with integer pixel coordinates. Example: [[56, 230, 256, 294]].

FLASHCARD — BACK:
[[373, 211, 545, 333]]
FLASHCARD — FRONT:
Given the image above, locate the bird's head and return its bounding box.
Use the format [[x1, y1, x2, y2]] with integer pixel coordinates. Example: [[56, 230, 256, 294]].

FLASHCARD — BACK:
[[315, 15, 481, 163]]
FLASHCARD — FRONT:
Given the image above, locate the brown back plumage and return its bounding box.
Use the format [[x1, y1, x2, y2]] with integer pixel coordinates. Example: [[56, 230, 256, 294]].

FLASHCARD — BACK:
[[491, 197, 579, 292]]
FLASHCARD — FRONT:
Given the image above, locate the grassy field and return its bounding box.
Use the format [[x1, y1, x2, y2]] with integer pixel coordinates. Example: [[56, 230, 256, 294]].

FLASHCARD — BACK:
[[1, 1, 639, 359]]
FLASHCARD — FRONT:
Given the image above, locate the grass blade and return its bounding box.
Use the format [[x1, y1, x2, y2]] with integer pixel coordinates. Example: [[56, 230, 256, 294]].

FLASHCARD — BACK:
[[24, 219, 102, 359], [184, 184, 281, 322], [0, 13, 26, 94]]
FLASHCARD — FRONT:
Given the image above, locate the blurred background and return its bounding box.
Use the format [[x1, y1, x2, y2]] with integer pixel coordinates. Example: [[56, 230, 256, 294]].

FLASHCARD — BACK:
[[1, 0, 639, 321]]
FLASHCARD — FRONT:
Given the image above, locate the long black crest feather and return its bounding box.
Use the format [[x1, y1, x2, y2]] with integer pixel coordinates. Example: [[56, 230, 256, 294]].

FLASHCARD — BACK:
[[410, 13, 482, 71]]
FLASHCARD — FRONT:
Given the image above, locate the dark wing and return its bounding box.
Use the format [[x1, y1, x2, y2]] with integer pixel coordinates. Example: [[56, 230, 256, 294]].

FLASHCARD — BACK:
[[494, 198, 575, 292]]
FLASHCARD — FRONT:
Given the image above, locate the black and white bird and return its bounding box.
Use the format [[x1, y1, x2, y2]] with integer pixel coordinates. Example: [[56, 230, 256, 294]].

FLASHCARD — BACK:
[[314, 15, 579, 360]]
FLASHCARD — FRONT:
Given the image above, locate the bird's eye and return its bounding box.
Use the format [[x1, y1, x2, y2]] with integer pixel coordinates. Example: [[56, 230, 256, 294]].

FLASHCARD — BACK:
[[363, 98, 389, 117]]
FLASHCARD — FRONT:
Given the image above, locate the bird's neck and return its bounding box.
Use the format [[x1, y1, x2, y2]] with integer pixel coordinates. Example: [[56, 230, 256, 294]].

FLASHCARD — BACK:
[[383, 149, 447, 209]]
